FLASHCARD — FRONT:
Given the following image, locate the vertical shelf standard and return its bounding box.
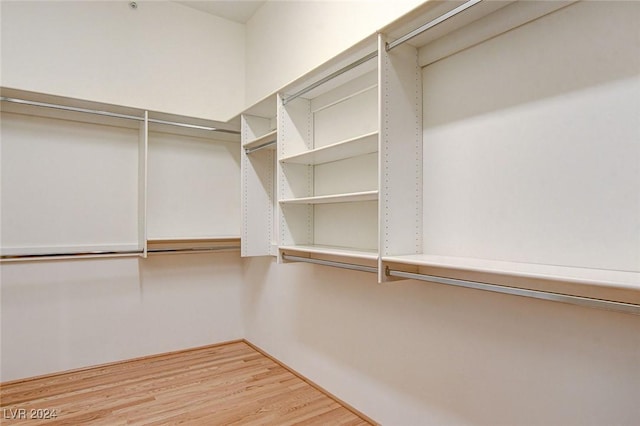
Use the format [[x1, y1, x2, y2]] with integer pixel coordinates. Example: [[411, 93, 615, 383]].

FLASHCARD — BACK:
[[241, 95, 278, 257]]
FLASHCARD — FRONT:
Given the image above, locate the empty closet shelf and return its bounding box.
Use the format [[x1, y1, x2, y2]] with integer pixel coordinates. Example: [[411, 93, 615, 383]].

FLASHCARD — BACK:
[[280, 132, 378, 165], [382, 254, 639, 289], [243, 129, 277, 150], [382, 254, 640, 309], [280, 191, 378, 204], [280, 245, 378, 261], [146, 237, 241, 254]]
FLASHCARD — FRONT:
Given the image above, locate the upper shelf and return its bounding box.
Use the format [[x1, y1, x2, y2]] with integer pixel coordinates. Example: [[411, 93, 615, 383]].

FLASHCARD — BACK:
[[380, 0, 515, 50], [1, 87, 240, 141], [243, 129, 277, 150], [280, 132, 378, 165], [280, 34, 379, 102], [280, 190, 378, 205]]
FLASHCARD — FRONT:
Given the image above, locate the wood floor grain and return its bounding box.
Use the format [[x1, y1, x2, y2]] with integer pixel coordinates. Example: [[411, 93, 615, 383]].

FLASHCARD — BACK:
[[0, 342, 373, 425]]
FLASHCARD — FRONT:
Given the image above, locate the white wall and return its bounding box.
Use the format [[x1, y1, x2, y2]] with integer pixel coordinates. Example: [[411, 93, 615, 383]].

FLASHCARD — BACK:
[[147, 131, 241, 239], [244, 0, 424, 107], [420, 0, 640, 272], [243, 258, 640, 425], [0, 1, 245, 121], [0, 253, 244, 382], [1, 112, 141, 254]]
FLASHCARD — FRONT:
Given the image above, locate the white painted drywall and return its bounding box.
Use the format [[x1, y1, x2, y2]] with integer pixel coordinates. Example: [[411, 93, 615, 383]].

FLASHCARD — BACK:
[[243, 257, 640, 425], [0, 1, 245, 121], [1, 112, 140, 254], [0, 253, 244, 382], [147, 131, 241, 239], [244, 0, 424, 108], [421, 0, 640, 272]]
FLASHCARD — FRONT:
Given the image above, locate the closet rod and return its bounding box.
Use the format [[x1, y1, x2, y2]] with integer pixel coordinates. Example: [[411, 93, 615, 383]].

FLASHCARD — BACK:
[[0, 97, 240, 135], [1, 245, 241, 262], [245, 140, 277, 154], [148, 246, 240, 254], [386, 0, 483, 51], [1, 97, 143, 122], [386, 268, 640, 316], [282, 253, 377, 274], [0, 249, 143, 262], [283, 51, 378, 105], [147, 118, 239, 134]]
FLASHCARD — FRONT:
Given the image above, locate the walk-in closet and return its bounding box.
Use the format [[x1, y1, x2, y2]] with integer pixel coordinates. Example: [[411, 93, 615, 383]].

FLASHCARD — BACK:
[[1, 1, 638, 424]]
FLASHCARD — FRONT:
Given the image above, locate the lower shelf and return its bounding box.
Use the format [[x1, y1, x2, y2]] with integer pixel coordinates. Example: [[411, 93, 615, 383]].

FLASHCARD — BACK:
[[382, 254, 640, 306], [280, 244, 378, 261], [382, 254, 638, 288], [147, 237, 241, 255]]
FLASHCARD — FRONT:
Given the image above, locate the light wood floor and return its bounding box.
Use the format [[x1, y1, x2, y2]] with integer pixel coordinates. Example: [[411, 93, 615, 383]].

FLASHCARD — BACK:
[[0, 341, 373, 425]]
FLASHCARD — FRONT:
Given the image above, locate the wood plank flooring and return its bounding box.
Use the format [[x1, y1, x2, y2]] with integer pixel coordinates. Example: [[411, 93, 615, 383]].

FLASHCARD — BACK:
[[0, 341, 373, 425]]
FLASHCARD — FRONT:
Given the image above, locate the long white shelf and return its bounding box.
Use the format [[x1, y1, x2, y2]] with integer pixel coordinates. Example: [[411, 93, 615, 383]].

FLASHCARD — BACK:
[[280, 190, 378, 205], [382, 254, 640, 290], [280, 244, 378, 261], [280, 131, 378, 165], [146, 236, 240, 255], [146, 236, 241, 242], [243, 129, 277, 149]]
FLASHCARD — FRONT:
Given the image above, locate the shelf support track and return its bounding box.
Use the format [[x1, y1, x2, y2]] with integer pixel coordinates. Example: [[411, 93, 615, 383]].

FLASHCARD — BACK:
[[386, 268, 640, 315], [386, 0, 483, 51], [282, 254, 378, 274]]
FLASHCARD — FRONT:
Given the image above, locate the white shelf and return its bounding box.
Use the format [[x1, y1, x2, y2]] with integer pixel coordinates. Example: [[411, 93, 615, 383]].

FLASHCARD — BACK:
[[280, 132, 378, 165], [382, 254, 640, 290], [241, 111, 277, 258], [243, 129, 277, 149], [146, 236, 240, 255], [280, 244, 378, 261], [280, 190, 378, 205], [147, 236, 240, 243]]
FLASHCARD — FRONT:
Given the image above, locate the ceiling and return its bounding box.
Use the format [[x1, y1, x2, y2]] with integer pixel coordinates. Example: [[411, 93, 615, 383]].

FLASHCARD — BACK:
[[175, 1, 266, 24]]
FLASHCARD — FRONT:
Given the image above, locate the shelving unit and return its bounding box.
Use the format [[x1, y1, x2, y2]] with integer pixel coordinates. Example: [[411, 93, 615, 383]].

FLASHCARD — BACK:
[[377, 0, 640, 307], [277, 35, 380, 266], [0, 88, 147, 261], [240, 94, 279, 257], [1, 88, 242, 262]]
